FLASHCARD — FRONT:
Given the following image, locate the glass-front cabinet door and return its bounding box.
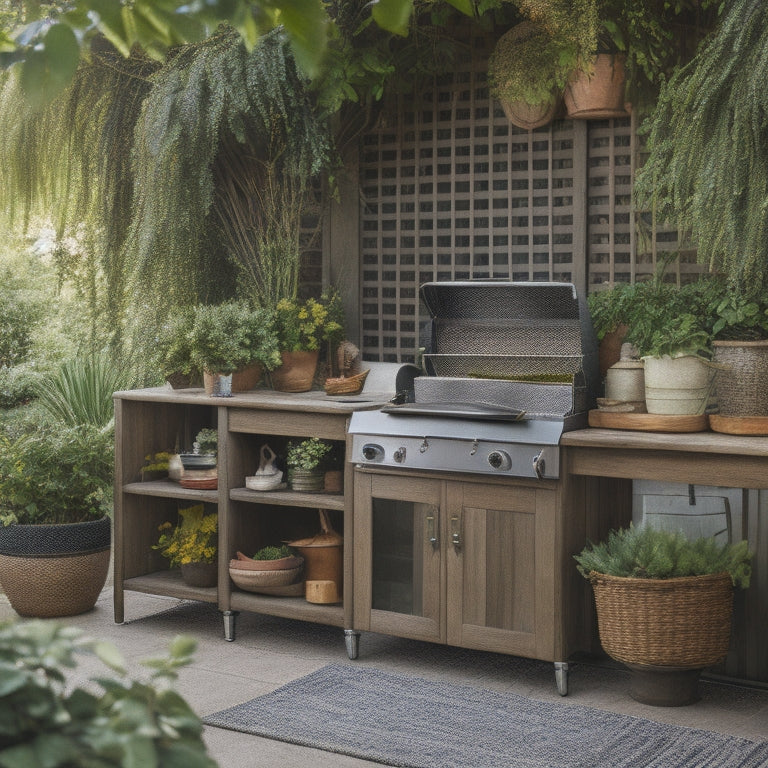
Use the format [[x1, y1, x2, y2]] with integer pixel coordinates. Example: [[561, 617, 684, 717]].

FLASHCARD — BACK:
[[353, 473, 444, 643]]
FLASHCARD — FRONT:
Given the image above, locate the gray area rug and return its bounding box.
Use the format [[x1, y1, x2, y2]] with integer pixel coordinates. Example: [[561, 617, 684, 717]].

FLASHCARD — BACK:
[[203, 663, 768, 768]]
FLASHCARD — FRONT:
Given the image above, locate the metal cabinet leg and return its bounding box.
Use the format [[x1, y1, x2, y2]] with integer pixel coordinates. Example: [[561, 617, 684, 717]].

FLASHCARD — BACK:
[[554, 662, 569, 696], [222, 610, 239, 642], [344, 629, 361, 660]]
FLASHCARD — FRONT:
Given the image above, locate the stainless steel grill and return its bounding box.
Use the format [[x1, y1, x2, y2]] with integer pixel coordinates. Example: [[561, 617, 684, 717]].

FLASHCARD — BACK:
[[349, 281, 598, 480]]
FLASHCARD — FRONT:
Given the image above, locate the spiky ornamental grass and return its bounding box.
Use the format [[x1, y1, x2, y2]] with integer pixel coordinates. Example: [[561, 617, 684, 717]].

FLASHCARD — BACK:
[[636, 0, 768, 291], [575, 524, 753, 590]]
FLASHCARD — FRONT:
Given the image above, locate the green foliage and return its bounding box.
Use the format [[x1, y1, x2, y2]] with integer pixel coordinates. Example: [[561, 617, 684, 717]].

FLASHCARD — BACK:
[[0, 267, 44, 368], [0, 364, 39, 409], [154, 307, 199, 379], [194, 428, 218, 457], [153, 504, 218, 567], [0, 420, 113, 525], [636, 0, 768, 290], [0, 621, 217, 767], [252, 544, 294, 561], [33, 351, 132, 429], [575, 524, 753, 590], [188, 301, 280, 375], [286, 437, 333, 471], [587, 282, 640, 342]]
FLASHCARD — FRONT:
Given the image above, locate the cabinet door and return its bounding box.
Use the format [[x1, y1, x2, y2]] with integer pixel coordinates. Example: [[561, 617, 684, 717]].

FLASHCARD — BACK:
[[353, 473, 444, 643], [445, 481, 556, 660]]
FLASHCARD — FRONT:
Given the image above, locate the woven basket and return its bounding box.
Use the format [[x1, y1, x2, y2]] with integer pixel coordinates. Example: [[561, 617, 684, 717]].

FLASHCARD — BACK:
[[589, 571, 733, 668], [324, 369, 369, 396], [713, 340, 768, 416]]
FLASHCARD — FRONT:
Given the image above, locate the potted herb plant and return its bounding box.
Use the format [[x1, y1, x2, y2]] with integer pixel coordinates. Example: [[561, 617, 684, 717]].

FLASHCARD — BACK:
[[0, 421, 113, 617], [285, 437, 333, 492], [270, 293, 344, 392], [154, 306, 201, 389], [575, 524, 752, 706], [189, 301, 281, 396], [153, 504, 218, 588], [701, 279, 768, 429]]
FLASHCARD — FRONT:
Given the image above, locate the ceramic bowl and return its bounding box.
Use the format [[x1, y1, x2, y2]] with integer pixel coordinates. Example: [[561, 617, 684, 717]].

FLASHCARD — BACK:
[[228, 562, 303, 591]]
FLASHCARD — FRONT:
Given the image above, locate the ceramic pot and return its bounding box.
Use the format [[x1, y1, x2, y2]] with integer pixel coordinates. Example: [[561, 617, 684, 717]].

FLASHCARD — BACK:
[[203, 371, 233, 397], [712, 340, 768, 417], [270, 350, 319, 393], [643, 355, 714, 415], [289, 468, 325, 493], [231, 363, 263, 392], [180, 561, 217, 588]]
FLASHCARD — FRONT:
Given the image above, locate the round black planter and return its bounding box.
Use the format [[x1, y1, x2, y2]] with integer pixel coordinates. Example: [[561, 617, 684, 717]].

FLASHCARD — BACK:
[[0, 516, 111, 556], [626, 663, 702, 707], [0, 516, 111, 618]]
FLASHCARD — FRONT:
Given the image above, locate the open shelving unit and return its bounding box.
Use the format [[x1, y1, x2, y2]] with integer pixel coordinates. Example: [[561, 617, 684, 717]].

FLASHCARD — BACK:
[[113, 387, 388, 640]]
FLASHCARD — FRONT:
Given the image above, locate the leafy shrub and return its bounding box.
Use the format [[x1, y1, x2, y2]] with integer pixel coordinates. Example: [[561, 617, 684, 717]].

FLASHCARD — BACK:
[[285, 437, 333, 471], [0, 263, 46, 368], [575, 524, 753, 589], [0, 364, 39, 409], [252, 544, 294, 561], [0, 621, 217, 767], [0, 421, 114, 525]]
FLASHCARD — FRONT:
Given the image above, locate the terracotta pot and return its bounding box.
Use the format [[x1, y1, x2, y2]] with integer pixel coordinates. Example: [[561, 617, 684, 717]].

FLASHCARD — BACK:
[[0, 517, 111, 618], [231, 362, 263, 392], [271, 350, 319, 393], [180, 561, 218, 588], [598, 324, 629, 379], [565, 54, 629, 120]]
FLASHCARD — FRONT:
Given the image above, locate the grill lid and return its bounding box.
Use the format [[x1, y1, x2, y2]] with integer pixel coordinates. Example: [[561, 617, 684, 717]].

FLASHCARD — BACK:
[[381, 402, 526, 421]]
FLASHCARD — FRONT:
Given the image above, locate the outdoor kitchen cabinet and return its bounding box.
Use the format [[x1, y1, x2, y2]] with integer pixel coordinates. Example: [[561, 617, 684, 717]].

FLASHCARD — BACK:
[[113, 388, 388, 639], [353, 468, 574, 689]]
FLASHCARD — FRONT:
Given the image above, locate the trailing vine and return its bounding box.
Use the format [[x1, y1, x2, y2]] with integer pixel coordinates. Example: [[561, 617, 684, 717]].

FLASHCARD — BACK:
[[636, 0, 768, 290]]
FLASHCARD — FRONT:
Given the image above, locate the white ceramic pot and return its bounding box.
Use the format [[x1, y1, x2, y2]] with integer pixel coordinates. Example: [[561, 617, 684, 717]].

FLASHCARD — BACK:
[[643, 355, 714, 415]]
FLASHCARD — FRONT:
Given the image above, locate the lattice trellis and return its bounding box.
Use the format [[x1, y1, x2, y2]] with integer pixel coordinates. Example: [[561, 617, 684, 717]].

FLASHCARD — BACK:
[[358, 39, 700, 362]]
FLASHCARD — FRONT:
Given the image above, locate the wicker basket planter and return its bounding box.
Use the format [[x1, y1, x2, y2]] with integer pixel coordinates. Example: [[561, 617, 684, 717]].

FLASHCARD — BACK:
[[589, 571, 734, 705], [712, 340, 768, 418], [0, 516, 111, 618]]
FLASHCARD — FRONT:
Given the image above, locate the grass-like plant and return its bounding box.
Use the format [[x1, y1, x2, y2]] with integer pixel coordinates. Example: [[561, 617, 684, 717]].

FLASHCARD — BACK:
[[575, 524, 752, 589], [33, 351, 132, 429]]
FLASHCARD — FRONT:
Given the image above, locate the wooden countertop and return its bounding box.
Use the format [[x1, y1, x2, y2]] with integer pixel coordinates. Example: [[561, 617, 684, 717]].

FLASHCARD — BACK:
[[561, 428, 768, 457], [113, 386, 391, 414]]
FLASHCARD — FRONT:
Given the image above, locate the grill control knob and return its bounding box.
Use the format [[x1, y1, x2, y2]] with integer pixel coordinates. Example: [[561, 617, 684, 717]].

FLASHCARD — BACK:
[[362, 443, 384, 462], [487, 450, 512, 471], [393, 447, 407, 463]]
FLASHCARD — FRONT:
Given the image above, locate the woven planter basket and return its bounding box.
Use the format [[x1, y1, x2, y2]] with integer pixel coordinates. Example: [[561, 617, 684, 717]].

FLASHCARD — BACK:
[[713, 340, 768, 416], [589, 571, 733, 668]]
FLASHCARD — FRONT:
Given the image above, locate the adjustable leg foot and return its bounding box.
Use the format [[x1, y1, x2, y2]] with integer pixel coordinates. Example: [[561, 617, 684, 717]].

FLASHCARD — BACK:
[[344, 629, 361, 659], [554, 662, 569, 696], [222, 610, 239, 642]]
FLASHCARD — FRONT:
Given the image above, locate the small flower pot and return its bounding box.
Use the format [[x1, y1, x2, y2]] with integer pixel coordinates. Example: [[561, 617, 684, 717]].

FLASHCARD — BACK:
[[180, 561, 218, 588], [289, 468, 325, 493], [203, 371, 233, 397], [271, 350, 319, 393]]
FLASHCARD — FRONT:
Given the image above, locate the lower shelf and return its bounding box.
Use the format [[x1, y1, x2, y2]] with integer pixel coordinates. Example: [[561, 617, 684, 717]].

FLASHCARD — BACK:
[[229, 590, 345, 626], [123, 570, 218, 603]]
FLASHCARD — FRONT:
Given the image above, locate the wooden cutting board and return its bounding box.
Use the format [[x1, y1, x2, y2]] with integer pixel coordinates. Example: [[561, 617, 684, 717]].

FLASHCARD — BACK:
[[588, 410, 709, 433]]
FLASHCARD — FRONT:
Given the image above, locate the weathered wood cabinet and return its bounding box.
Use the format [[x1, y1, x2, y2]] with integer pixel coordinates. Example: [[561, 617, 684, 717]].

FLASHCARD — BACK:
[[113, 387, 388, 639]]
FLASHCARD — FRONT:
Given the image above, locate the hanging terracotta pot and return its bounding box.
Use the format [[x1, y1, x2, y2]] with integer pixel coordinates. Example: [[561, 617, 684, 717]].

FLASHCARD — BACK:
[[565, 54, 629, 120], [271, 350, 319, 393]]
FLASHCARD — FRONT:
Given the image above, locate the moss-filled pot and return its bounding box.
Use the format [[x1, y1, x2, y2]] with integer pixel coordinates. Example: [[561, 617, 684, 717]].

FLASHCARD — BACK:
[[0, 516, 111, 618]]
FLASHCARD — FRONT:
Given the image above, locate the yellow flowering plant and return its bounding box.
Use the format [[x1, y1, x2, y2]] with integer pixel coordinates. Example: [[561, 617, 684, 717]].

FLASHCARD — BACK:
[[153, 504, 217, 567], [274, 292, 344, 352]]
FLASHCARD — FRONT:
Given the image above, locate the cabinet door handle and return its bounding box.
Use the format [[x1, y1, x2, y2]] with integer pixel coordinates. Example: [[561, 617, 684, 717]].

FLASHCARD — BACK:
[[426, 514, 438, 548], [450, 515, 461, 551]]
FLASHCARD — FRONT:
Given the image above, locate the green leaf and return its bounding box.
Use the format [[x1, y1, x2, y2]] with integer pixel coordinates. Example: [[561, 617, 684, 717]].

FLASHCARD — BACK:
[[442, 0, 476, 16], [274, 0, 329, 77], [371, 0, 414, 37], [93, 640, 127, 674], [42, 24, 80, 90], [0, 667, 28, 696], [168, 635, 197, 660], [88, 0, 131, 56]]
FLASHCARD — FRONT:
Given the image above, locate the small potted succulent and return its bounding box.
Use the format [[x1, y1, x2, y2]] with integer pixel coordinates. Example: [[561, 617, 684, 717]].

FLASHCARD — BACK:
[[285, 437, 333, 492], [153, 504, 218, 588]]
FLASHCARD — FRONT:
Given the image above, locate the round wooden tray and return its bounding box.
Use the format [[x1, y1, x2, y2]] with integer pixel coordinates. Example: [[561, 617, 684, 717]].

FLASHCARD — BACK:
[[588, 410, 709, 433], [709, 414, 768, 435]]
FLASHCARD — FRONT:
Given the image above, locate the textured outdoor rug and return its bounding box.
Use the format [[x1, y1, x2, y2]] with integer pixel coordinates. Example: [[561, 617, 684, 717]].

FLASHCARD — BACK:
[[203, 663, 768, 768]]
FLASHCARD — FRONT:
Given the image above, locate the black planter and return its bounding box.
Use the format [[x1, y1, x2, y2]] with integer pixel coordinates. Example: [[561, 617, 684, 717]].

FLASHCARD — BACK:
[[0, 516, 111, 618]]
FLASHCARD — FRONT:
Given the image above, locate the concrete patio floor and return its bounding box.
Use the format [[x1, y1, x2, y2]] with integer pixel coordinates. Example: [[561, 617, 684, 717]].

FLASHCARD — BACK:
[[1, 587, 767, 767]]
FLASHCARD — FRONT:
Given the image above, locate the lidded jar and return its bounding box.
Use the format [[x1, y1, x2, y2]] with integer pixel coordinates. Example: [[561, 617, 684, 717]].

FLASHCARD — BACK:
[[605, 343, 644, 403]]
